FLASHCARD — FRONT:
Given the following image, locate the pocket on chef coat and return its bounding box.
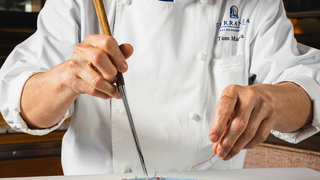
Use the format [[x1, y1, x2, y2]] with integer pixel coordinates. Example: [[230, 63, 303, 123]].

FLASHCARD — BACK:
[[211, 54, 247, 98]]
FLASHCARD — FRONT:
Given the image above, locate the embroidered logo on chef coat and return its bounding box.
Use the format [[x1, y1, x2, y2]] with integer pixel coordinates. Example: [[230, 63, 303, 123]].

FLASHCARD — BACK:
[[230, 5, 239, 19], [216, 5, 250, 33], [159, 0, 174, 2]]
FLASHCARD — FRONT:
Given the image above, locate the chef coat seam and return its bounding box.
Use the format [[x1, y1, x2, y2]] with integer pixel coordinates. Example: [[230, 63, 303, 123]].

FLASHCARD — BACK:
[[111, 0, 123, 174], [191, 70, 210, 167], [114, 0, 122, 40], [111, 99, 118, 173], [251, 0, 265, 43], [192, 11, 214, 167], [108, 0, 116, 36], [247, 0, 265, 75], [72, 0, 81, 43]]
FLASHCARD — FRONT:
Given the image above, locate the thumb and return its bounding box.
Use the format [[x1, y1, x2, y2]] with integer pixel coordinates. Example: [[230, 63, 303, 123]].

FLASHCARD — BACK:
[[119, 43, 134, 60]]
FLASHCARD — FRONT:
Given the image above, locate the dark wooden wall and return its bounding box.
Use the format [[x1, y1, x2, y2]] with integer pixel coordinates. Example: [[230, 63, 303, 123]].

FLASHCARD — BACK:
[[0, 11, 38, 67]]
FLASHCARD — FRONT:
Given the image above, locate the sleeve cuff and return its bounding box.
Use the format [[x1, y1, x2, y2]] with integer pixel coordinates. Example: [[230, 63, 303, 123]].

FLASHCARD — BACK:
[[271, 75, 320, 143], [9, 70, 73, 136]]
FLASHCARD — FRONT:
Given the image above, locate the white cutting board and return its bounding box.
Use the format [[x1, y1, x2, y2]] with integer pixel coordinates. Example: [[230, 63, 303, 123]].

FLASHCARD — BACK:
[[1, 168, 319, 180]]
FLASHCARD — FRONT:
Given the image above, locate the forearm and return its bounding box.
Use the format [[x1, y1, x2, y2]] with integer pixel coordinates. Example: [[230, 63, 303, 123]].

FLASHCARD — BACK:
[[251, 82, 313, 133], [20, 62, 79, 129]]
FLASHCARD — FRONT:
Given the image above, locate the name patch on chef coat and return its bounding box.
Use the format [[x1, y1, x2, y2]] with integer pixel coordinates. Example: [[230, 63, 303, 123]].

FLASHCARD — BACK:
[[159, 0, 174, 2]]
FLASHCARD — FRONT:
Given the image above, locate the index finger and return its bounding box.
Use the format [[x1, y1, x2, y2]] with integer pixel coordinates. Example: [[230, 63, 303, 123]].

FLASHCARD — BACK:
[[84, 34, 128, 73], [209, 89, 238, 143]]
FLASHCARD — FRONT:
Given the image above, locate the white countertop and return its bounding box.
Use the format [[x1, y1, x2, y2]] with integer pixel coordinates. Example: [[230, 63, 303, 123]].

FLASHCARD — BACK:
[[1, 168, 319, 180]]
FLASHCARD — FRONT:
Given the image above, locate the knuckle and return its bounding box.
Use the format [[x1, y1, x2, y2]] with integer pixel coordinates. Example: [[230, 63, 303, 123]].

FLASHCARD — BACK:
[[244, 88, 257, 100], [91, 76, 104, 88], [260, 101, 269, 110], [228, 84, 240, 91], [224, 84, 239, 95], [85, 34, 97, 42], [220, 139, 233, 149], [245, 143, 256, 149], [90, 50, 105, 65], [221, 102, 233, 110], [271, 111, 278, 121], [235, 116, 247, 126], [260, 131, 270, 142], [87, 34, 95, 39], [109, 87, 119, 97], [101, 36, 116, 49], [86, 85, 96, 96], [229, 148, 241, 158], [103, 68, 118, 82], [243, 128, 256, 140], [232, 117, 247, 134], [67, 59, 80, 69], [249, 134, 269, 148], [67, 74, 77, 88], [101, 94, 112, 100], [67, 74, 81, 93], [268, 93, 278, 107], [109, 66, 118, 77], [65, 60, 81, 85], [216, 103, 233, 115], [73, 44, 83, 54]]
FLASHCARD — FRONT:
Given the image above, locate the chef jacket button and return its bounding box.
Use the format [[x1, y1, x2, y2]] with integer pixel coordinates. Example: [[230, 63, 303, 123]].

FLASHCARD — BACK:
[[119, 108, 126, 116], [121, 166, 131, 173], [200, 0, 207, 4], [189, 112, 199, 121], [122, 0, 131, 5], [197, 53, 206, 61]]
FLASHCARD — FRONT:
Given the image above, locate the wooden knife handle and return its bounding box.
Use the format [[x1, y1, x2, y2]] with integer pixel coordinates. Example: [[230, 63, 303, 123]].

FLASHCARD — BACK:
[[93, 0, 112, 36], [93, 0, 125, 86]]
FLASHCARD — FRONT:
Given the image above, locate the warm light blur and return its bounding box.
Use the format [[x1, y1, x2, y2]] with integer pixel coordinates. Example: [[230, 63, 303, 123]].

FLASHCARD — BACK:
[[289, 18, 298, 26], [289, 18, 320, 34], [0, 0, 45, 12]]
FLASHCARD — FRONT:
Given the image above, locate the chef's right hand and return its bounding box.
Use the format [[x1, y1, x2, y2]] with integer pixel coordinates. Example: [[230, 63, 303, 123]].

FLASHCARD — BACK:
[[65, 34, 133, 99]]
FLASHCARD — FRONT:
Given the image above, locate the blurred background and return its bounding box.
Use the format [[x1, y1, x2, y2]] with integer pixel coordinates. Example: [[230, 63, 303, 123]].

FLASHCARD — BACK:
[[0, 0, 46, 66], [0, 0, 319, 178]]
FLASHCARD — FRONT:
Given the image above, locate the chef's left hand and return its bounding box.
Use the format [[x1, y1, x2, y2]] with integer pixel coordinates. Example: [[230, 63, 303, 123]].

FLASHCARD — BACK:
[[208, 82, 312, 161]]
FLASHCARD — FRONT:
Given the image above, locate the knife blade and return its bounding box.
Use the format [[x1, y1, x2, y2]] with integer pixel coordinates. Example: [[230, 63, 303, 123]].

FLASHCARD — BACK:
[[116, 72, 148, 176], [93, 0, 148, 176]]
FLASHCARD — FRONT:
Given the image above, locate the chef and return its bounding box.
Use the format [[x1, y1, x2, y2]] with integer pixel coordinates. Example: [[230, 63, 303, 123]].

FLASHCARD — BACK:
[[1, 0, 320, 176]]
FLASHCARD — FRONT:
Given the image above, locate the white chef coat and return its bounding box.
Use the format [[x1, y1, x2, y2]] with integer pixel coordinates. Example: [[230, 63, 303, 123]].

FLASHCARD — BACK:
[[1, 0, 320, 176]]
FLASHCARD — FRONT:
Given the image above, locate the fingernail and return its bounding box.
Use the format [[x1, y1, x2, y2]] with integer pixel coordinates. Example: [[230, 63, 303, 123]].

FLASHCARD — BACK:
[[218, 149, 228, 158], [119, 63, 128, 73], [209, 134, 218, 142]]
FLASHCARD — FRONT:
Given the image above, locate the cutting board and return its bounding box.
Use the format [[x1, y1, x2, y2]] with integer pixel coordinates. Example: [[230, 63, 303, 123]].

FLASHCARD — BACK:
[[1, 168, 319, 180]]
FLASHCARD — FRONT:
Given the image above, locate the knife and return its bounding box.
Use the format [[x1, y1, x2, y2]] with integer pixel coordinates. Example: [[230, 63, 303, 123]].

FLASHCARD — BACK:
[[93, 0, 148, 177]]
